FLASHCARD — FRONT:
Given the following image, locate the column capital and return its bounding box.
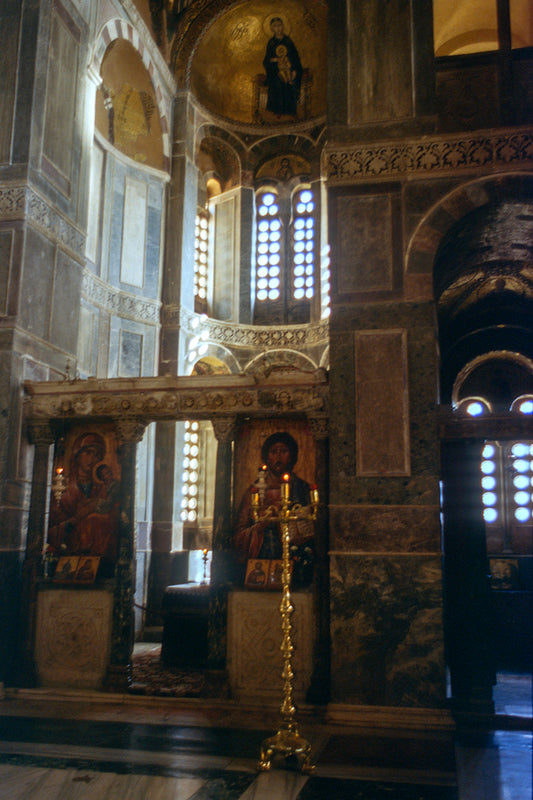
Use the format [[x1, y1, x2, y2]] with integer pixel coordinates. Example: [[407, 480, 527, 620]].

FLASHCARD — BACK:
[[115, 416, 148, 445], [308, 414, 329, 441], [211, 416, 238, 443], [26, 420, 55, 447]]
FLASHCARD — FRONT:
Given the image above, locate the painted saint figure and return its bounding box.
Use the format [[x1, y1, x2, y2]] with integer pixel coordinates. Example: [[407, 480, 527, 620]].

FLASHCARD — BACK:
[[263, 17, 303, 117], [48, 432, 120, 563], [234, 431, 313, 568]]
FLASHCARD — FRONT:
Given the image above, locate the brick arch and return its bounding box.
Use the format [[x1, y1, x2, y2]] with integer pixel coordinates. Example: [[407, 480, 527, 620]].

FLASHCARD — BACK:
[[196, 125, 246, 186], [249, 133, 322, 176], [188, 343, 241, 375], [405, 173, 533, 282], [90, 18, 171, 170]]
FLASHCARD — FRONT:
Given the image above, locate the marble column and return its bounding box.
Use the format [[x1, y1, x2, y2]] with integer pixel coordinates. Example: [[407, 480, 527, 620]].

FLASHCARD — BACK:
[[18, 421, 54, 686], [441, 439, 496, 713], [306, 414, 330, 704], [208, 415, 237, 667], [105, 416, 147, 692]]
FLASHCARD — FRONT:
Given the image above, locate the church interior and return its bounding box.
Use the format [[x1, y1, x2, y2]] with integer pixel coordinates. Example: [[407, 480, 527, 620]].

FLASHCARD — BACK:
[[0, 1, 532, 797]]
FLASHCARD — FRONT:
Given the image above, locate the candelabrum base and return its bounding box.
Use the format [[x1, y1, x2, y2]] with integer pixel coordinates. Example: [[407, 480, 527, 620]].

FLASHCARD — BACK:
[[257, 727, 316, 774]]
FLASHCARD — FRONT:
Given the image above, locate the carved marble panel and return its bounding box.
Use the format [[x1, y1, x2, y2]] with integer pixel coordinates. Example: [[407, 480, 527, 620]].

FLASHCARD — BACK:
[[227, 589, 314, 703], [35, 588, 113, 689]]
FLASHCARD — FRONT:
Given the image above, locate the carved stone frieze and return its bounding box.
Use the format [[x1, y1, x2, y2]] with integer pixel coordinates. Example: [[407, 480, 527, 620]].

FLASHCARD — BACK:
[[178, 306, 329, 349], [325, 128, 533, 184], [0, 184, 85, 257], [82, 271, 160, 324], [23, 373, 329, 423]]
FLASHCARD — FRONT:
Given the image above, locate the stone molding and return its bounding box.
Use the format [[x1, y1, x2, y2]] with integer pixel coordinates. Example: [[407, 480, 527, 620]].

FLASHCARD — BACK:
[[23, 373, 329, 422], [0, 184, 85, 259], [177, 306, 330, 349], [324, 127, 533, 183], [82, 271, 161, 324]]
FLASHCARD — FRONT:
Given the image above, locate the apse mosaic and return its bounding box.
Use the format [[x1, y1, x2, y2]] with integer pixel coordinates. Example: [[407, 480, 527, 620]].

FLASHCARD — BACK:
[[188, 1, 327, 126]]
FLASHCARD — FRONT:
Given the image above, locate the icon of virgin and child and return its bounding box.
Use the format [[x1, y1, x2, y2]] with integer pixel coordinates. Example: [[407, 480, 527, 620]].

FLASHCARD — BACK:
[[47, 431, 120, 564], [233, 431, 315, 574]]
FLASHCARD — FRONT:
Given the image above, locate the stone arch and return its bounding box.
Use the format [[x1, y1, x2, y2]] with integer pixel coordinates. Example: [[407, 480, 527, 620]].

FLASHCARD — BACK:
[[187, 343, 241, 375], [250, 133, 322, 180], [244, 349, 318, 379], [89, 18, 172, 169], [405, 173, 533, 281], [195, 127, 243, 191]]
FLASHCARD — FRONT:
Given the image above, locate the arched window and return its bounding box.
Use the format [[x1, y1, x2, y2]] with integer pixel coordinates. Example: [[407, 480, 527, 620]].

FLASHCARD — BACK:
[[254, 184, 317, 325], [194, 209, 209, 314]]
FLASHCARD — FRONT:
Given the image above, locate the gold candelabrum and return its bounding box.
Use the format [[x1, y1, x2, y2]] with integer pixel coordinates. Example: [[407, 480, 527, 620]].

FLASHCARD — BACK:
[[251, 474, 319, 774]]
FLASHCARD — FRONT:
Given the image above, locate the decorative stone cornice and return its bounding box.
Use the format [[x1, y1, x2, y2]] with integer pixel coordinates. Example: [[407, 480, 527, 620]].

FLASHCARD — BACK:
[[82, 271, 161, 324], [0, 184, 85, 259], [324, 127, 533, 184], [23, 373, 328, 423], [177, 307, 329, 349]]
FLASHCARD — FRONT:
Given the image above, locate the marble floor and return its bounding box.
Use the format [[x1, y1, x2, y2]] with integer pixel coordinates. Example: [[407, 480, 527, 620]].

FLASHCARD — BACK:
[[0, 670, 530, 800]]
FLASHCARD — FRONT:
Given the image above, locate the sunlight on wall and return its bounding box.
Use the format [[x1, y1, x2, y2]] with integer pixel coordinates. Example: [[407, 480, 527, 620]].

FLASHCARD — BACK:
[[434, 0, 498, 56], [434, 0, 533, 56]]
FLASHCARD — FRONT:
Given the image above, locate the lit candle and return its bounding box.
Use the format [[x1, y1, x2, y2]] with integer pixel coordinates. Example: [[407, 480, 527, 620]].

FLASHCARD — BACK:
[[251, 489, 259, 510], [281, 473, 290, 502], [310, 484, 319, 505]]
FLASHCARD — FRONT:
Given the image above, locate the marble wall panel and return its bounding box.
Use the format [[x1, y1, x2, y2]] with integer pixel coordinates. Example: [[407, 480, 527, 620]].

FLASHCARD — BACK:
[[78, 305, 97, 376], [355, 330, 410, 476], [50, 249, 82, 352], [121, 176, 147, 288], [42, 2, 80, 195], [330, 504, 441, 553], [0, 231, 13, 314], [19, 227, 55, 339], [0, 4, 20, 164], [213, 192, 237, 322], [436, 63, 499, 132], [336, 194, 394, 295], [104, 154, 163, 300], [329, 553, 446, 708], [119, 330, 143, 377], [347, 0, 412, 124]]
